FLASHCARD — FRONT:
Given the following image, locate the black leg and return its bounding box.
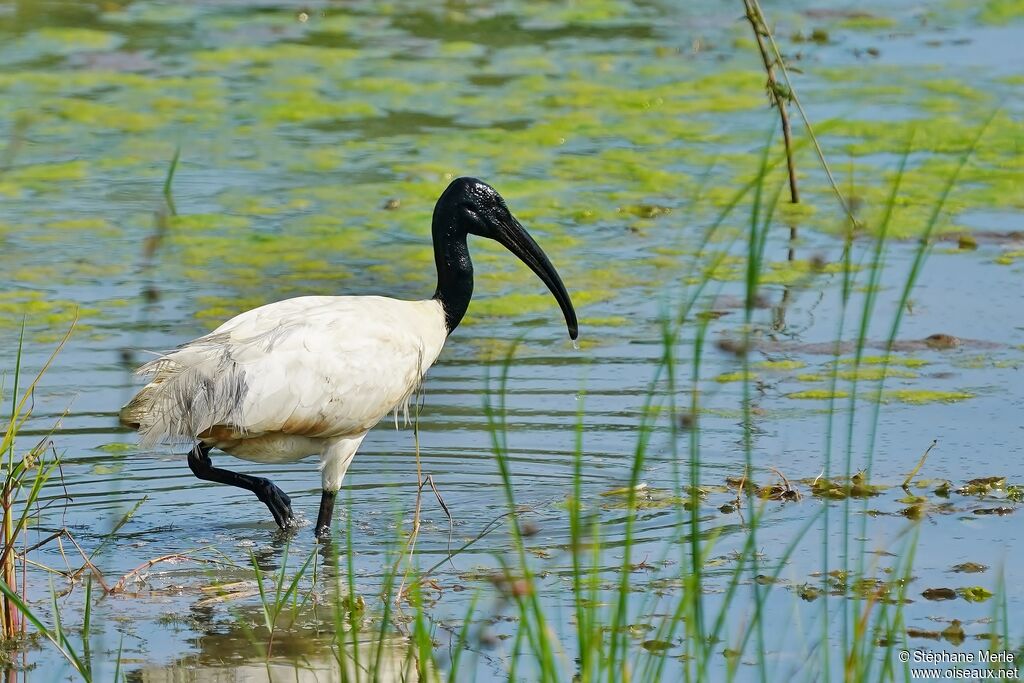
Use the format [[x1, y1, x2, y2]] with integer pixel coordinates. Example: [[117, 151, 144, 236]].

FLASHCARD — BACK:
[[187, 442, 295, 530], [315, 490, 336, 539]]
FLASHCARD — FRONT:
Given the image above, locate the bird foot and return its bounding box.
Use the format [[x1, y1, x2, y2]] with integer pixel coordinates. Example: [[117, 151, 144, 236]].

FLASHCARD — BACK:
[[254, 478, 295, 530]]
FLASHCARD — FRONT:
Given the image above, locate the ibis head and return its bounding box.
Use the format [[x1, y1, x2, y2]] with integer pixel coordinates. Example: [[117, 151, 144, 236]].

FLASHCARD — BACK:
[[433, 177, 578, 340]]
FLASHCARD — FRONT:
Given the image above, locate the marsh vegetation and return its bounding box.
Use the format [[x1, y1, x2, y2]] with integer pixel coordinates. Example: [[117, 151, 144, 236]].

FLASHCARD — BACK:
[[1, 0, 1022, 680]]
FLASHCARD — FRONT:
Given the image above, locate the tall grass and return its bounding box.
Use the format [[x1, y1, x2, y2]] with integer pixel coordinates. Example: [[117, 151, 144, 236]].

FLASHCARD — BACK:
[[407, 131, 971, 682], [0, 324, 95, 678]]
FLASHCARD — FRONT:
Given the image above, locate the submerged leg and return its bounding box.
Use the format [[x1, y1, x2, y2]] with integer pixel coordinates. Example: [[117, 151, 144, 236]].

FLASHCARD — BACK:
[[315, 490, 336, 539], [316, 434, 366, 540], [187, 442, 295, 530]]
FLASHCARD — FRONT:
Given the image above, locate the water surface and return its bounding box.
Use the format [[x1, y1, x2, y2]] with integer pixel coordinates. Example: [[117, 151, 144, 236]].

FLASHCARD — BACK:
[[1, 0, 1023, 680]]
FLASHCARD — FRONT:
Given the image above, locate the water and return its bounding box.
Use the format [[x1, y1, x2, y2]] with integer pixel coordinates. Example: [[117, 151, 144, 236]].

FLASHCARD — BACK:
[[1, 0, 1023, 680]]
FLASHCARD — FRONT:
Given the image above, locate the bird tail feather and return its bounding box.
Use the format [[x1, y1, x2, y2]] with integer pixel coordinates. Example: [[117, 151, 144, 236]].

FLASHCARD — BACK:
[[121, 335, 249, 448]]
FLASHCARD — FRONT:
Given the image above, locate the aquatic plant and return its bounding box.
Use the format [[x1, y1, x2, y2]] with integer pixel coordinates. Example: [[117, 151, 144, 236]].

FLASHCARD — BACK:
[[0, 324, 93, 677]]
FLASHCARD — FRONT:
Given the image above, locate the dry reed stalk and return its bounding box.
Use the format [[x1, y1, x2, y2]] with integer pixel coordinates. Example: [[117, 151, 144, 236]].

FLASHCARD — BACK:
[[742, 0, 799, 204]]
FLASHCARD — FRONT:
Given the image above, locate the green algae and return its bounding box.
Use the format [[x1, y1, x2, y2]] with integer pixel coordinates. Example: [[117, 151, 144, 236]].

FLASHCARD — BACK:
[[760, 259, 845, 285], [837, 356, 930, 368], [786, 376, 970, 403], [466, 289, 609, 322], [216, 193, 312, 217], [797, 368, 919, 382], [103, 4, 200, 25], [261, 93, 379, 124], [191, 45, 362, 70], [883, 389, 975, 404], [789, 390, 850, 400], [94, 443, 135, 455], [46, 217, 119, 236], [170, 214, 252, 232], [193, 298, 268, 325], [582, 316, 631, 327], [7, 161, 88, 189], [0, 291, 97, 333], [957, 586, 994, 602], [47, 98, 164, 132], [520, 0, 641, 27], [980, 0, 1024, 23], [951, 354, 1018, 370], [6, 28, 123, 60], [808, 473, 886, 500], [715, 371, 756, 383], [995, 249, 1024, 266], [752, 360, 804, 372], [837, 15, 898, 30]]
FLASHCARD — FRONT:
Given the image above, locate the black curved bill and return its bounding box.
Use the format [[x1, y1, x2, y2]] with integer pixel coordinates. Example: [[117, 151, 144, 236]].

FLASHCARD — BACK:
[[496, 217, 578, 340]]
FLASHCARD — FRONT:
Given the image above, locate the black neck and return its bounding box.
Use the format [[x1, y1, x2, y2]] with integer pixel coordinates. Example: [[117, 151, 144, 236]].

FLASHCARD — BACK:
[[431, 218, 473, 334]]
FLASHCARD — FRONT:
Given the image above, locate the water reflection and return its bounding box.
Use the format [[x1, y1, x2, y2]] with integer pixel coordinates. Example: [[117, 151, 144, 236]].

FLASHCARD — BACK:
[[134, 603, 421, 683]]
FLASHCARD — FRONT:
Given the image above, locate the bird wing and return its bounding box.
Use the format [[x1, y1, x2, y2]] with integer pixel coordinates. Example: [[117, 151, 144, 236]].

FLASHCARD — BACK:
[[123, 296, 448, 447]]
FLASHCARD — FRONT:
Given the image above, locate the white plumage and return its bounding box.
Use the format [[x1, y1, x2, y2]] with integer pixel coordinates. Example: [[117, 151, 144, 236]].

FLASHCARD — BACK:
[[123, 296, 447, 489]]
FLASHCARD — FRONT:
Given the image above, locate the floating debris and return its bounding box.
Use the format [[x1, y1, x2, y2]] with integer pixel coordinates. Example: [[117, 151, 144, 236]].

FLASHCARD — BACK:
[[958, 586, 994, 603], [642, 639, 673, 653], [923, 333, 961, 350], [958, 477, 1006, 495], [921, 587, 957, 601], [972, 507, 1014, 516], [807, 471, 884, 500]]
